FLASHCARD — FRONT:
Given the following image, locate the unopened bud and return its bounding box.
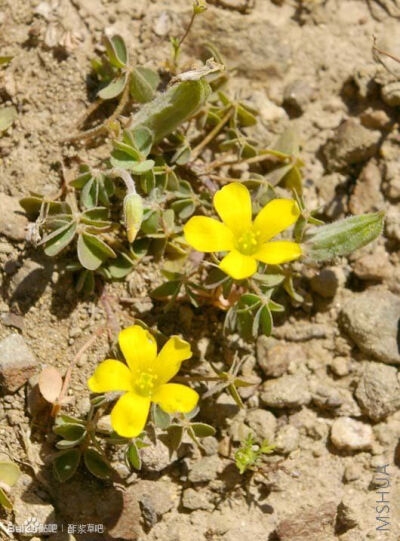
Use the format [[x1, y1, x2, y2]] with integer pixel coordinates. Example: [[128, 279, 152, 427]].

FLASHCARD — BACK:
[[123, 192, 143, 243], [193, 0, 207, 15]]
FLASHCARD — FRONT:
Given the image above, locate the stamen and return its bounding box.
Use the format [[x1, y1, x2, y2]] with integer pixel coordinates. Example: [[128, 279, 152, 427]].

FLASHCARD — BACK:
[[236, 229, 261, 255]]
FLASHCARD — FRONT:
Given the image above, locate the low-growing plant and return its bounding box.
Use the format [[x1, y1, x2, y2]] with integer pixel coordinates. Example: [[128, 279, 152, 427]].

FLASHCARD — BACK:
[[235, 433, 275, 475], [20, 1, 384, 481]]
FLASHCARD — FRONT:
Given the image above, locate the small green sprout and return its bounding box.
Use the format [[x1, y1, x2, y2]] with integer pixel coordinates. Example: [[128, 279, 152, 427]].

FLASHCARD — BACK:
[[235, 433, 275, 475]]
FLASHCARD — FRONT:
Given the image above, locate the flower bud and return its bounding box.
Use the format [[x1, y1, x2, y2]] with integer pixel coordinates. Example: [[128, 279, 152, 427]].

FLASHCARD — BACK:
[[193, 0, 207, 14], [123, 193, 143, 243]]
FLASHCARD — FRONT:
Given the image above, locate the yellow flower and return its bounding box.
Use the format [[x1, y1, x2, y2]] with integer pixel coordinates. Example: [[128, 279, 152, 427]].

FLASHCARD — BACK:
[[184, 182, 301, 280], [88, 325, 198, 438]]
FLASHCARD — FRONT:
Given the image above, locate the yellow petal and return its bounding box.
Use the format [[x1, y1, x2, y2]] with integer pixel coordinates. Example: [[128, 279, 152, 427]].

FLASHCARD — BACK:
[[152, 383, 199, 414], [184, 216, 234, 252], [119, 325, 157, 374], [88, 359, 133, 393], [213, 182, 252, 235], [111, 391, 151, 438], [254, 199, 300, 242], [255, 241, 302, 264], [219, 250, 257, 280], [156, 336, 192, 384]]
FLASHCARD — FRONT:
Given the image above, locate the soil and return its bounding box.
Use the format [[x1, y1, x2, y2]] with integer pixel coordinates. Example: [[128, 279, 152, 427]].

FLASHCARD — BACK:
[[1, 0, 400, 540]]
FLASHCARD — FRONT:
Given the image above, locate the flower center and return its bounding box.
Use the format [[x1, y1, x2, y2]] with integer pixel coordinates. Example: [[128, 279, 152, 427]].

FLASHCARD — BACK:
[[135, 370, 158, 397], [236, 229, 261, 256]]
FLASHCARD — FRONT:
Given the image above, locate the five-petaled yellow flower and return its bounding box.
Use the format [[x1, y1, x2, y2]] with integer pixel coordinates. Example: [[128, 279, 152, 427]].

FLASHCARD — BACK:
[[88, 325, 199, 438], [184, 182, 302, 280]]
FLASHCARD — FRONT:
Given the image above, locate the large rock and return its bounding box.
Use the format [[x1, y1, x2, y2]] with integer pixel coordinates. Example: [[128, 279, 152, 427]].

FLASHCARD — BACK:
[[340, 289, 400, 365], [355, 362, 400, 421], [0, 334, 38, 393]]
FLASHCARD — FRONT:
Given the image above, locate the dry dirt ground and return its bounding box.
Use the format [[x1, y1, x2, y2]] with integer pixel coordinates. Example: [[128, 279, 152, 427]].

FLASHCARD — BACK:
[[1, 0, 400, 540]]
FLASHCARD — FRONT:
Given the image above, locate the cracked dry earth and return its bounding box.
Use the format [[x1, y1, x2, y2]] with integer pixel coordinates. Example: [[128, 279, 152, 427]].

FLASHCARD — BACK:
[[1, 0, 400, 540]]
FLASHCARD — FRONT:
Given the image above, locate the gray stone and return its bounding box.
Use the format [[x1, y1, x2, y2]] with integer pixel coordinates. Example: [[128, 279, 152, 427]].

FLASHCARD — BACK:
[[257, 338, 305, 378], [330, 418, 373, 451], [141, 438, 173, 472], [182, 488, 213, 511], [310, 380, 361, 416], [0, 334, 38, 393], [0, 193, 27, 241], [323, 119, 380, 171], [355, 362, 400, 421], [260, 374, 311, 408], [275, 425, 299, 455], [188, 455, 221, 483], [340, 289, 400, 365], [134, 480, 175, 527], [246, 409, 276, 441]]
